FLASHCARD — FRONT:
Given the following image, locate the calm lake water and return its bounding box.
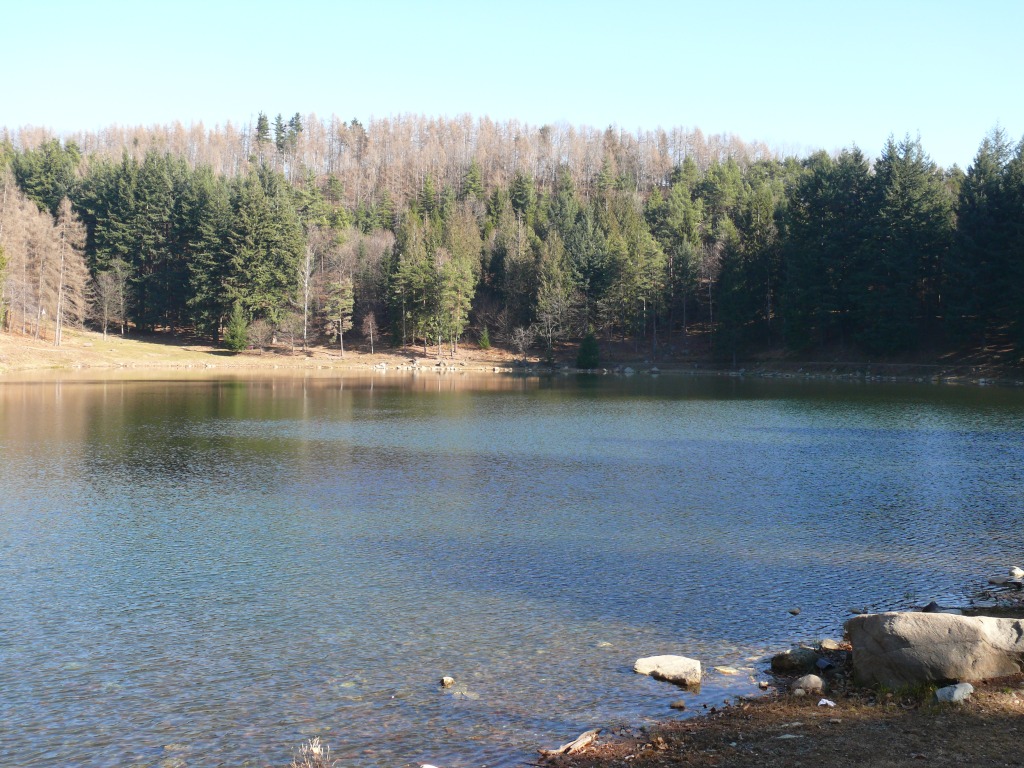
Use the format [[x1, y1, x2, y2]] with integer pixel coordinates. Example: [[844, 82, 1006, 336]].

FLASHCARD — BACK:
[[1, 371, 1023, 767]]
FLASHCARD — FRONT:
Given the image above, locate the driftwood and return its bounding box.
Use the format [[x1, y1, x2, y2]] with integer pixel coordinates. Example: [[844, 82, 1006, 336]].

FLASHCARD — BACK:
[[539, 728, 600, 757]]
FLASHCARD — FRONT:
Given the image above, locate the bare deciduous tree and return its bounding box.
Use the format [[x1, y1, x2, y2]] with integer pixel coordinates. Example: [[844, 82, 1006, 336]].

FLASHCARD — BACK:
[[510, 325, 535, 364], [361, 311, 377, 354]]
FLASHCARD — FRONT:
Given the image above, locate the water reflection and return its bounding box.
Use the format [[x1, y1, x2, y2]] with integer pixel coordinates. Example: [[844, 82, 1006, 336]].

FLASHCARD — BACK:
[[1, 372, 1023, 767]]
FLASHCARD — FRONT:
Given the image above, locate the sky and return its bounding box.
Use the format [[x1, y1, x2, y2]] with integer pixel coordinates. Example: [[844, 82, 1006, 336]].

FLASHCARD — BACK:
[[3, 0, 1022, 170]]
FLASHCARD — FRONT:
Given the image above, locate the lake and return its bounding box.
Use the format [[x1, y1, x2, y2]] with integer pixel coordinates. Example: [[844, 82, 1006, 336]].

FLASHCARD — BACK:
[[1, 370, 1023, 767]]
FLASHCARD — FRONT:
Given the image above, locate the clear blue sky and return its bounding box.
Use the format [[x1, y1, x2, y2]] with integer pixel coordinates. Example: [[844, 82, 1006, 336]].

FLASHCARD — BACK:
[[4, 0, 1021, 170]]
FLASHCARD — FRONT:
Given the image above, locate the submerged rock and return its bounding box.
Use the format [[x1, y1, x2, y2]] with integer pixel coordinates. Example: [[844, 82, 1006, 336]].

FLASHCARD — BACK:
[[634, 655, 702, 687], [770, 648, 820, 674]]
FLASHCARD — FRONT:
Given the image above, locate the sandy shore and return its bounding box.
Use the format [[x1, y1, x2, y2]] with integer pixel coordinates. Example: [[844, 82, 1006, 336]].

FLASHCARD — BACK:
[[0, 328, 528, 376], [4, 328, 1023, 389]]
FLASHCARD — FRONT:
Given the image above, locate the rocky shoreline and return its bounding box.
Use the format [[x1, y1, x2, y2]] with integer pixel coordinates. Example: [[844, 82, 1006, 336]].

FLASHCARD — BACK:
[[540, 575, 1024, 768]]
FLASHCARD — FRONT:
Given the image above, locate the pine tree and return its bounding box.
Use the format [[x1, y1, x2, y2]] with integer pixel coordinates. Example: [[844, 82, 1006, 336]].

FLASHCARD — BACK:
[[223, 301, 248, 351]]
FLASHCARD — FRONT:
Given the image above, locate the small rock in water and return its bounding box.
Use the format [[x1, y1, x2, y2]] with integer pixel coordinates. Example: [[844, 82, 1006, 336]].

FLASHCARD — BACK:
[[771, 648, 820, 674], [713, 666, 740, 675], [634, 655, 702, 687], [820, 638, 844, 651], [921, 601, 941, 613], [934, 683, 974, 703], [1010, 566, 1024, 580], [670, 699, 687, 710], [788, 607, 801, 616], [758, 680, 771, 690], [439, 676, 455, 688]]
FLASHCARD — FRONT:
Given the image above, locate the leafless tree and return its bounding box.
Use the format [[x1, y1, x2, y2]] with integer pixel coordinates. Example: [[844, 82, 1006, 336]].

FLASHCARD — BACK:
[[510, 325, 535, 364], [247, 318, 274, 353], [361, 311, 377, 354]]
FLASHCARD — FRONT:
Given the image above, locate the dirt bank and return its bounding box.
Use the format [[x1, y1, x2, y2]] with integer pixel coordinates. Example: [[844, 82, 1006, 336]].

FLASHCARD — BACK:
[[542, 673, 1024, 768]]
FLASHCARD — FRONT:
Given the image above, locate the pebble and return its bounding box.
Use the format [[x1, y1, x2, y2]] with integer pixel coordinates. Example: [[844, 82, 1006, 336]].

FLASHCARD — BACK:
[[670, 700, 687, 710], [788, 608, 801, 616]]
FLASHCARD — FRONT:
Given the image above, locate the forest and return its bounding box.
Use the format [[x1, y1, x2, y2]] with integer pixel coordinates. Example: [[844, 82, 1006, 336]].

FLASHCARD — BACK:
[[1, 113, 1022, 362]]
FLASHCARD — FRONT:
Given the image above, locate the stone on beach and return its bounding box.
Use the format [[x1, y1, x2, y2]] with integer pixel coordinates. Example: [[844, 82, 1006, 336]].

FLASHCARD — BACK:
[[791, 674, 825, 694], [934, 682, 974, 703], [846, 612, 1024, 687]]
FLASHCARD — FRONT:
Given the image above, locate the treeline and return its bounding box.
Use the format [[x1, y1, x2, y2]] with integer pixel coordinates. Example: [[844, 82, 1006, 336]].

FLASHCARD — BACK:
[[1, 118, 1023, 360]]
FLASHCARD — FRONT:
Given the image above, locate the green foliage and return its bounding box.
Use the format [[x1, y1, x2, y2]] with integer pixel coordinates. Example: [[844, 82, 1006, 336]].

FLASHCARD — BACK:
[[11, 138, 81, 216], [8, 121, 1024, 364], [478, 325, 490, 349], [223, 302, 249, 351], [576, 331, 600, 369]]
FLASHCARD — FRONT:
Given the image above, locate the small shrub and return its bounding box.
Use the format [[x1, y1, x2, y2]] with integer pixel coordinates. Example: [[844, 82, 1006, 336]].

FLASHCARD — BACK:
[[479, 325, 491, 350], [223, 302, 249, 352], [291, 737, 336, 768], [576, 331, 600, 369]]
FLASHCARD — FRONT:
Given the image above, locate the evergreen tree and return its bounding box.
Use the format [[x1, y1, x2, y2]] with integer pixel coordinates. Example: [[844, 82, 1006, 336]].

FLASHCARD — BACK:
[[185, 167, 233, 340], [225, 166, 304, 322], [11, 139, 81, 216], [854, 136, 953, 354], [782, 149, 872, 350], [946, 128, 1015, 342], [576, 330, 600, 368], [223, 301, 249, 351]]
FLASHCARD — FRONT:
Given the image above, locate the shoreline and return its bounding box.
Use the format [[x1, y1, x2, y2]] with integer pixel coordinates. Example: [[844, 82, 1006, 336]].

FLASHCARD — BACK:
[[541, 585, 1024, 768], [3, 329, 1024, 388]]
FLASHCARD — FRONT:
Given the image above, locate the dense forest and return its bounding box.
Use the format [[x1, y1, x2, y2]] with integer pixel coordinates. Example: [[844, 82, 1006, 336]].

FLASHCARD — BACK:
[[1, 114, 1022, 362]]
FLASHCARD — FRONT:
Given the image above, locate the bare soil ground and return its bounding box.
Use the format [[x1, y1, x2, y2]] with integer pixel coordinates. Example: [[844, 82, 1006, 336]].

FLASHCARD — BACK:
[[543, 675, 1024, 768], [4, 328, 1023, 386], [0, 327, 525, 375]]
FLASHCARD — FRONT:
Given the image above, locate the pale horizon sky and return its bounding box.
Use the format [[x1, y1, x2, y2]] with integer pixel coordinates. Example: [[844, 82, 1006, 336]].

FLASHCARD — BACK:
[[3, 0, 1021, 170]]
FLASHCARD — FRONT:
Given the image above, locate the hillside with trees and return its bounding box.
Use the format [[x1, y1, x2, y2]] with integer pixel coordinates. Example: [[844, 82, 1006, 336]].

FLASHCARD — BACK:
[[1, 114, 1022, 364]]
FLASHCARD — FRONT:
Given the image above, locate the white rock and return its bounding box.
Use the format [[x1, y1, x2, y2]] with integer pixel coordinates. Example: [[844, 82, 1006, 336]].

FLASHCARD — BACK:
[[846, 612, 1024, 687], [934, 682, 974, 703], [792, 674, 825, 694], [1010, 566, 1024, 580], [634, 655, 702, 687]]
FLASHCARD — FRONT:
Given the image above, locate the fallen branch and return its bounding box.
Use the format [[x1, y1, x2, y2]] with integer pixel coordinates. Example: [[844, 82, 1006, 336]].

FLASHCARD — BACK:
[[539, 728, 600, 757]]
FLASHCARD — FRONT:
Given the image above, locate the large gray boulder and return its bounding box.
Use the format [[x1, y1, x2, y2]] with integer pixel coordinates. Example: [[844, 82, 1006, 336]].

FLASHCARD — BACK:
[[846, 612, 1024, 687], [634, 655, 702, 687]]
